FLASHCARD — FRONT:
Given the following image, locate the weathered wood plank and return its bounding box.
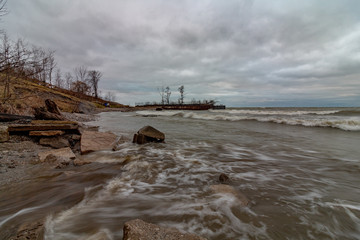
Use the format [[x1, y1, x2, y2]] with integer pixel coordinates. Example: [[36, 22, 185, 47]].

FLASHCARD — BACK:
[[0, 113, 34, 122], [31, 120, 78, 125], [8, 123, 78, 132]]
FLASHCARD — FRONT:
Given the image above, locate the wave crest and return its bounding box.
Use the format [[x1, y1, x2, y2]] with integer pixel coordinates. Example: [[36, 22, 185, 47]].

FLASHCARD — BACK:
[[136, 110, 360, 131]]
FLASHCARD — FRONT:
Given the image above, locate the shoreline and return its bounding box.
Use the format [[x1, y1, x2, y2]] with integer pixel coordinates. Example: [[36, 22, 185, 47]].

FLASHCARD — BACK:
[[0, 112, 98, 238]]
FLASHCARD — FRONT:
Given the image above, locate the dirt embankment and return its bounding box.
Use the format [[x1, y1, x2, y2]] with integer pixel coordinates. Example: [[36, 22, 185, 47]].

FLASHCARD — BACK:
[[0, 76, 128, 116]]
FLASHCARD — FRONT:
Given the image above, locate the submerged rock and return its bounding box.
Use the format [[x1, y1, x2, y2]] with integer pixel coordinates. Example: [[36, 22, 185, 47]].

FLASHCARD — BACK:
[[81, 130, 117, 154], [210, 184, 249, 207], [123, 219, 207, 240], [219, 173, 229, 183], [0, 126, 9, 143], [133, 126, 165, 144], [12, 220, 44, 240], [112, 135, 130, 151]]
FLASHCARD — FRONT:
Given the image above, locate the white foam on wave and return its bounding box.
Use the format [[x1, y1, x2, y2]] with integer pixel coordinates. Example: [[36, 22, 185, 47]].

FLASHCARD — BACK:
[[159, 111, 360, 131], [135, 110, 183, 117], [136, 109, 360, 131], [0, 204, 50, 228], [210, 109, 341, 116], [44, 139, 280, 239]]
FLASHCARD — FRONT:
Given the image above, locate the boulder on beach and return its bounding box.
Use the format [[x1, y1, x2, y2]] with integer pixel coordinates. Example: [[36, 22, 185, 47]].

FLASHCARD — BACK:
[[81, 130, 118, 154], [123, 219, 207, 240], [73, 101, 96, 114], [38, 147, 76, 168], [133, 126, 165, 144], [0, 126, 9, 143], [210, 184, 249, 207]]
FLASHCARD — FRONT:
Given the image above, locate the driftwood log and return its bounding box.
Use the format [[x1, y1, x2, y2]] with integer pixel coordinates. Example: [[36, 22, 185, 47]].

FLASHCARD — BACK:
[[34, 99, 66, 120]]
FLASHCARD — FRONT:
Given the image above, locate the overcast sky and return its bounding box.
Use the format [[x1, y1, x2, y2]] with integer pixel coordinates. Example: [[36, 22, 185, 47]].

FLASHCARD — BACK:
[[3, 0, 360, 107]]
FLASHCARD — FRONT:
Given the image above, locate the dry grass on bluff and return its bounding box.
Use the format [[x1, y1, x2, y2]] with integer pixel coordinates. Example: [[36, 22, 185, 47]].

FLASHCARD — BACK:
[[0, 75, 127, 116]]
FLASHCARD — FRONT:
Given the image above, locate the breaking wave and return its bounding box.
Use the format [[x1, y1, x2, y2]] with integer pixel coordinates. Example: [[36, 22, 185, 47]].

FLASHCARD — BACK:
[[136, 110, 360, 131], [210, 109, 342, 116]]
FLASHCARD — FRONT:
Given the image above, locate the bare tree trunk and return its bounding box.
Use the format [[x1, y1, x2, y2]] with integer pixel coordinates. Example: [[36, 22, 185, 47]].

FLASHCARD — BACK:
[[88, 70, 102, 98]]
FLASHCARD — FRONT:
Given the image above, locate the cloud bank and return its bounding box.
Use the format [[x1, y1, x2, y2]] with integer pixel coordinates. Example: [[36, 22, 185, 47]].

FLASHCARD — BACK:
[[4, 0, 360, 106]]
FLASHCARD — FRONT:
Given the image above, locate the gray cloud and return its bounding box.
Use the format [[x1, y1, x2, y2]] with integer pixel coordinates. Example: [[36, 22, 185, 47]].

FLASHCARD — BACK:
[[3, 0, 360, 106]]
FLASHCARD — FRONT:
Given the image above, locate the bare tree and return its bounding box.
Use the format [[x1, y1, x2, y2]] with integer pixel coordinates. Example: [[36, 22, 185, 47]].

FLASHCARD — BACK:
[[165, 86, 171, 104], [64, 72, 73, 90], [29, 46, 49, 84], [74, 65, 88, 82], [158, 86, 165, 104], [39, 49, 48, 83], [13, 38, 29, 77], [104, 91, 115, 102], [0, 34, 55, 101], [178, 85, 184, 104], [54, 68, 62, 88], [0, 0, 7, 17], [47, 50, 56, 86], [87, 70, 102, 98], [71, 80, 90, 95], [0, 0, 7, 31], [0, 33, 11, 100]]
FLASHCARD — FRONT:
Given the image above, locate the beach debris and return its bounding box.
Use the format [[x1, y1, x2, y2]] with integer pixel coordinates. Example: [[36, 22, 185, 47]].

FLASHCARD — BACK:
[[39, 136, 70, 149], [123, 219, 207, 240], [0, 126, 9, 142], [132, 125, 165, 144], [0, 113, 33, 122], [219, 173, 229, 184], [80, 130, 118, 154], [8, 120, 79, 132], [34, 99, 66, 120], [210, 184, 249, 207]]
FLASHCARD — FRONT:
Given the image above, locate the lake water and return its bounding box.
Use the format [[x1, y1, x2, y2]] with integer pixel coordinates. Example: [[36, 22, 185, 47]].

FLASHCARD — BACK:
[[1, 107, 360, 239]]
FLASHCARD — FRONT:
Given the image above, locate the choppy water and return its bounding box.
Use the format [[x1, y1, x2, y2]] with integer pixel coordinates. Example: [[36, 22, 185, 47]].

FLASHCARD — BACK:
[[1, 107, 360, 239]]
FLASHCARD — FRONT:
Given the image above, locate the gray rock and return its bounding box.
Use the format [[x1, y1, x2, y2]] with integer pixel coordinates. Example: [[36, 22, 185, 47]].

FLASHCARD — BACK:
[[133, 126, 165, 144], [0, 126, 9, 143], [73, 102, 96, 114], [123, 219, 207, 240]]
